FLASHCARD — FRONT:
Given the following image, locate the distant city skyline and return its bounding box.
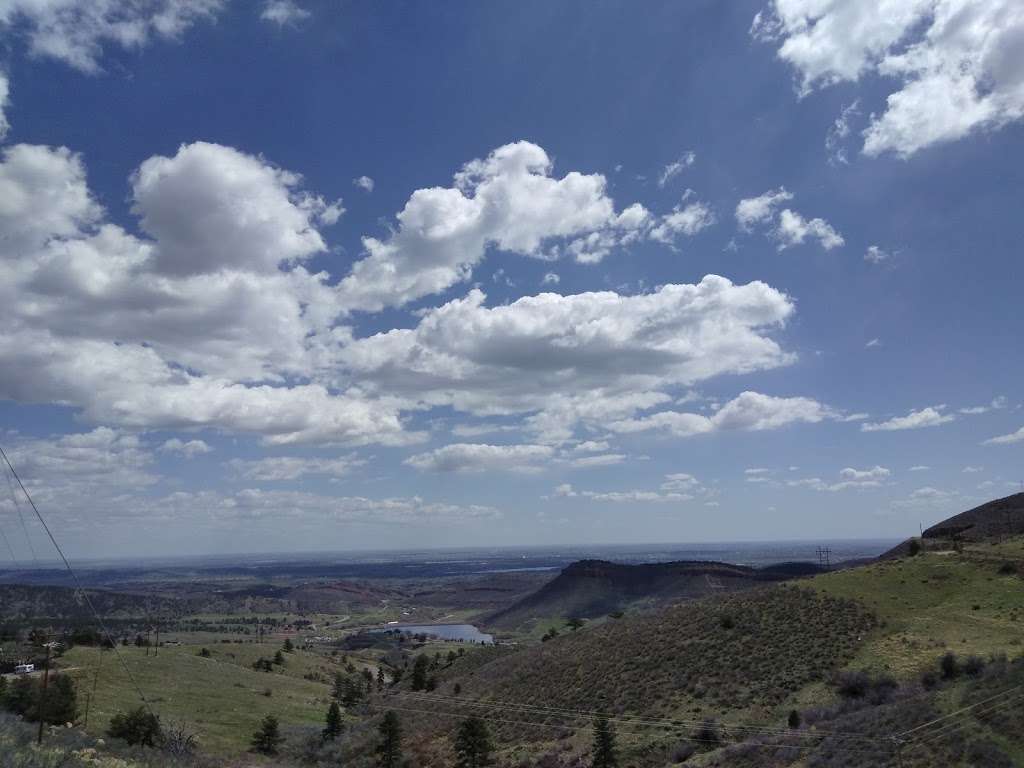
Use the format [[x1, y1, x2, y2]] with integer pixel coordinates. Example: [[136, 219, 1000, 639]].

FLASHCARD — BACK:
[[0, 0, 1022, 557]]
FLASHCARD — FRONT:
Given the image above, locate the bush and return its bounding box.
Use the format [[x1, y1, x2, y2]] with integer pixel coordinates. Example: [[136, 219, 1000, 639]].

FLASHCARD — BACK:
[[940, 652, 959, 680], [108, 706, 162, 747], [962, 655, 985, 676]]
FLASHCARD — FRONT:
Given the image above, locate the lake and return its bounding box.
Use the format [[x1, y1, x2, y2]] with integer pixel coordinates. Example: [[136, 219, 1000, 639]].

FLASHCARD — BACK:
[[378, 623, 493, 644]]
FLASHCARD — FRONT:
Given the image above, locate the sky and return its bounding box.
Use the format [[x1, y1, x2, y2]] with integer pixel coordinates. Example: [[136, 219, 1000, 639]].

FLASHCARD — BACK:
[[0, 0, 1022, 558]]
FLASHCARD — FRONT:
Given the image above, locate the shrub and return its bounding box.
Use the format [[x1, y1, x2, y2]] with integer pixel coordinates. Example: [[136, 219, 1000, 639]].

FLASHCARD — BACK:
[[940, 652, 959, 680], [108, 706, 162, 747], [962, 655, 985, 676]]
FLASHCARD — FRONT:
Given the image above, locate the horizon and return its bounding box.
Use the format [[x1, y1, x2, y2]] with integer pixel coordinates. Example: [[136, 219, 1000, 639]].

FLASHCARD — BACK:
[[1, 0, 1023, 559]]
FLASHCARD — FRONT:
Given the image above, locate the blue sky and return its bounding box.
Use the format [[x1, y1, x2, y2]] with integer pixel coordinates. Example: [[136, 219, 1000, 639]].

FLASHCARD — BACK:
[[0, 0, 1022, 558]]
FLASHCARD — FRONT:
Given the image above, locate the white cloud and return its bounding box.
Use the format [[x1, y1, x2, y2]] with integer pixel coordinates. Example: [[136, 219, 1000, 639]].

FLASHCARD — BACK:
[[909, 465, 931, 471], [551, 472, 710, 503], [736, 187, 793, 230], [861, 406, 955, 432], [891, 486, 964, 512], [825, 100, 861, 164], [405, 443, 554, 473], [227, 455, 363, 481], [336, 141, 636, 311], [0, 71, 9, 140], [736, 188, 842, 251], [567, 453, 626, 469], [865, 245, 890, 263], [609, 391, 835, 438], [541, 272, 560, 285], [657, 151, 696, 187], [132, 141, 342, 276], [962, 465, 983, 473], [353, 175, 375, 193], [752, 0, 1024, 157], [649, 200, 716, 244], [0, 141, 416, 447], [866, 338, 881, 348], [159, 438, 212, 458], [573, 440, 610, 453], [774, 208, 844, 251], [3, 428, 159, 499], [983, 426, 1024, 446], [960, 396, 1007, 415], [791, 465, 892, 492], [341, 275, 796, 442], [0, 0, 225, 73], [260, 0, 310, 25]]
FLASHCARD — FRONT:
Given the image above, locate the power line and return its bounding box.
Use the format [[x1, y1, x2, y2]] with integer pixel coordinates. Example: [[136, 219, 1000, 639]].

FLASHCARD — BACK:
[[379, 702, 882, 755], [4, 462, 39, 566], [896, 684, 1024, 739], [394, 692, 881, 748], [0, 443, 158, 723], [904, 691, 1024, 745]]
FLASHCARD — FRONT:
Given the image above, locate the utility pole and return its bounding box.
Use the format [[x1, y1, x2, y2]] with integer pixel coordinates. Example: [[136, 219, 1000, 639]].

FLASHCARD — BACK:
[[154, 621, 159, 657], [36, 640, 54, 745]]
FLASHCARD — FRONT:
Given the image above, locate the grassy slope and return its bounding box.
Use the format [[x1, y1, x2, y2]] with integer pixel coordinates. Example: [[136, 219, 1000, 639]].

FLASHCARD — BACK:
[[62, 644, 334, 755], [811, 546, 1024, 676]]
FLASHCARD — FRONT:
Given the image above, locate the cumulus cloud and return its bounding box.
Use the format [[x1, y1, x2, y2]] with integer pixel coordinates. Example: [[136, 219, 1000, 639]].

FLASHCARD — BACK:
[[608, 391, 835, 438], [0, 0, 225, 73], [789, 465, 892, 491], [861, 406, 955, 432], [551, 472, 710, 503], [649, 200, 716, 244], [983, 426, 1024, 445], [159, 438, 212, 458], [774, 208, 844, 251], [657, 151, 696, 187], [405, 443, 554, 473], [752, 0, 1024, 157], [736, 187, 793, 230], [227, 455, 363, 481], [3, 428, 159, 499], [341, 275, 797, 442], [891, 486, 964, 512], [0, 72, 9, 140], [353, 175, 375, 192], [132, 141, 342, 276], [735, 188, 843, 251], [0, 141, 415, 447], [260, 0, 310, 25], [336, 141, 632, 311]]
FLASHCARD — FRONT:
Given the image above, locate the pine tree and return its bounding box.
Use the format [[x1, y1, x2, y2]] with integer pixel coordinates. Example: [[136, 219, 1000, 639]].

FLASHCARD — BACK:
[[322, 701, 343, 742], [251, 714, 283, 755], [411, 654, 429, 691], [376, 666, 386, 691], [273, 649, 285, 666], [283, 638, 294, 653], [376, 710, 403, 768], [455, 716, 494, 768], [591, 716, 618, 768]]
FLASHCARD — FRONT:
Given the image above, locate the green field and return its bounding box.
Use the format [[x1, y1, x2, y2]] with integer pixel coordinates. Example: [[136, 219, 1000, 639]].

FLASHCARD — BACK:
[[812, 545, 1024, 675], [63, 644, 336, 755]]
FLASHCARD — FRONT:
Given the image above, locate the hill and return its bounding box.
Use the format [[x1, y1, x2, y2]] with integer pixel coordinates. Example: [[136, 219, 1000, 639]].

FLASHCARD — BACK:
[[924, 491, 1024, 541], [883, 492, 1024, 558], [486, 558, 823, 629]]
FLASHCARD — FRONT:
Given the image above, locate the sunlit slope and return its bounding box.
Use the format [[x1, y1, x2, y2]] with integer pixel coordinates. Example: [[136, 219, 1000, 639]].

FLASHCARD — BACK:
[[812, 545, 1024, 675], [63, 644, 333, 754]]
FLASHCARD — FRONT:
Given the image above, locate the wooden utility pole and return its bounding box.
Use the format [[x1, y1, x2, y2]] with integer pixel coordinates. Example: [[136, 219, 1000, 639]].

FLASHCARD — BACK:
[[36, 641, 53, 745]]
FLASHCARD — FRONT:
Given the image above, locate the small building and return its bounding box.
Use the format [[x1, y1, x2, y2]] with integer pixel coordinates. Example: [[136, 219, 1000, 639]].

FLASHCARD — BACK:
[[14, 663, 34, 674]]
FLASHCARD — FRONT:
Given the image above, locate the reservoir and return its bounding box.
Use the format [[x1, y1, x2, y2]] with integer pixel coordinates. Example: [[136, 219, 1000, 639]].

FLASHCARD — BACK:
[[379, 623, 493, 644]]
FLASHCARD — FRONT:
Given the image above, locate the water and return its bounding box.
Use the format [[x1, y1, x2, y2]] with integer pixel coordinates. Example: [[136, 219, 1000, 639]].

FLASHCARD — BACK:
[[377, 623, 493, 644]]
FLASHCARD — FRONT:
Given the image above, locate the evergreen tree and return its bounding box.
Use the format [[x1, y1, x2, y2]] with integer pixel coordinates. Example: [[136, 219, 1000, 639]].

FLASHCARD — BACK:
[[322, 701, 343, 742], [38, 675, 77, 724], [591, 716, 618, 768], [376, 666, 386, 691], [251, 714, 283, 755], [455, 716, 494, 768], [788, 709, 801, 729], [411, 654, 430, 691], [333, 672, 346, 700], [376, 710, 403, 768], [273, 649, 285, 666], [283, 638, 294, 653]]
